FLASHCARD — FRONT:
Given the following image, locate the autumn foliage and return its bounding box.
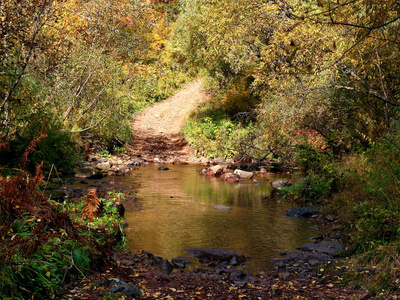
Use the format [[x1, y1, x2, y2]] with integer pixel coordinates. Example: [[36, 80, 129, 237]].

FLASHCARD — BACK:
[[82, 188, 101, 221]]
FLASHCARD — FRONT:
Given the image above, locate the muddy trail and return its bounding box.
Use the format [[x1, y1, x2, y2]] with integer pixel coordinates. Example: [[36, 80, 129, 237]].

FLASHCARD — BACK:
[[126, 79, 209, 163]]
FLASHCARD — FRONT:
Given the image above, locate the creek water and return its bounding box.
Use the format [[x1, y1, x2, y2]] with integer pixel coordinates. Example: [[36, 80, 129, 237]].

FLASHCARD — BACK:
[[117, 164, 319, 274]]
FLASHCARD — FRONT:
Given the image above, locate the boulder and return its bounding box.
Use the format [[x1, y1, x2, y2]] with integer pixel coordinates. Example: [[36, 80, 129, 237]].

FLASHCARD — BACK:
[[234, 169, 254, 179], [158, 166, 169, 171], [184, 247, 246, 264]]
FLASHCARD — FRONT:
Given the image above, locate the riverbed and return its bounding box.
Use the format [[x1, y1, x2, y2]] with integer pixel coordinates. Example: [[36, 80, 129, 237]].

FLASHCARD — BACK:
[[115, 164, 320, 274]]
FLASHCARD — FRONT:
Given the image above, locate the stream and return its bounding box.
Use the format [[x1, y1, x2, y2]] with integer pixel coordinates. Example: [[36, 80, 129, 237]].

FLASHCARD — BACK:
[[115, 164, 320, 274]]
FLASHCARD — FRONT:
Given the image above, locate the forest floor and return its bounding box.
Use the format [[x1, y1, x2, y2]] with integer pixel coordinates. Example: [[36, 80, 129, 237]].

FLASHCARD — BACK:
[[126, 78, 209, 164], [60, 80, 396, 299]]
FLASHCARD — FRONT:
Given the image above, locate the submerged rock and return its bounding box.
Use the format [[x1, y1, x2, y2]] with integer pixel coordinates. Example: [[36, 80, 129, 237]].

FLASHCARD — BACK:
[[284, 207, 321, 218], [213, 205, 231, 211]]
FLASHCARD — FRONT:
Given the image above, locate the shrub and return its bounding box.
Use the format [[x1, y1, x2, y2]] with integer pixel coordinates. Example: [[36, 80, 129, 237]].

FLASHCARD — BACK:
[[283, 145, 343, 204]]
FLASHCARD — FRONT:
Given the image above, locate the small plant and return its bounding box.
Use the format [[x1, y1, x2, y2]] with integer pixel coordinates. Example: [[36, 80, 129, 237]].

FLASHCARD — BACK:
[[98, 149, 111, 158]]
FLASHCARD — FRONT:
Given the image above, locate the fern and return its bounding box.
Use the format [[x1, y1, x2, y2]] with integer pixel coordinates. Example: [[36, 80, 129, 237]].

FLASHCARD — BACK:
[[82, 188, 101, 221]]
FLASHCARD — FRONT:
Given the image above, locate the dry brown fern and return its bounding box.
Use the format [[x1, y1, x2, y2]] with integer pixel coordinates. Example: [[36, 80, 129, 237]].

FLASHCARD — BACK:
[[19, 133, 48, 170], [82, 188, 101, 221]]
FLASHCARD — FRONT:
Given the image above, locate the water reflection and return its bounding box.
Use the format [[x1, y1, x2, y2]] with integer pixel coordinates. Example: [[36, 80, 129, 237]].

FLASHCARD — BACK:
[[122, 164, 318, 273]]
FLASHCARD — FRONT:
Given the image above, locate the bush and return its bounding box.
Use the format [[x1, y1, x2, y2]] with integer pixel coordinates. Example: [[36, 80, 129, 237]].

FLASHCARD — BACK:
[[283, 145, 343, 204]]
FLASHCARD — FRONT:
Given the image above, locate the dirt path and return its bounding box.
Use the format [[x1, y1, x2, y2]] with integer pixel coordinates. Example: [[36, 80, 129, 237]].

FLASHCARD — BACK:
[[126, 79, 209, 163]]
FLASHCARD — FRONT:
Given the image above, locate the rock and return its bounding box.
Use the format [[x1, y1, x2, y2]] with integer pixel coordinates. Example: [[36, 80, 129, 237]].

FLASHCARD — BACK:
[[259, 167, 268, 174], [127, 160, 141, 167], [325, 214, 336, 222], [213, 205, 231, 211], [278, 272, 291, 280], [144, 251, 173, 275], [216, 267, 252, 282], [209, 164, 224, 176], [42, 182, 61, 191], [172, 256, 193, 269], [220, 172, 238, 181], [233, 169, 254, 179], [96, 161, 111, 170], [108, 278, 141, 297], [161, 259, 174, 275], [302, 241, 345, 256], [118, 165, 133, 175], [273, 251, 335, 270], [89, 172, 106, 179], [116, 203, 125, 217], [158, 166, 169, 171], [270, 179, 290, 189], [284, 207, 322, 218], [51, 178, 63, 184], [226, 176, 239, 183], [184, 248, 246, 264], [75, 166, 95, 178], [199, 168, 215, 176], [229, 270, 248, 281]]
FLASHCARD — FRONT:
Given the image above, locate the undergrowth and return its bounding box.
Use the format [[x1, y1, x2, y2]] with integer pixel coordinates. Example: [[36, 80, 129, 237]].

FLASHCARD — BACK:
[[183, 78, 265, 160], [0, 136, 126, 299], [286, 138, 400, 295]]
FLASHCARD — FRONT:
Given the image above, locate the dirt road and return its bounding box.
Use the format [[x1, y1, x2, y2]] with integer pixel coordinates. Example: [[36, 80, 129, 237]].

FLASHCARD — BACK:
[[127, 79, 209, 163]]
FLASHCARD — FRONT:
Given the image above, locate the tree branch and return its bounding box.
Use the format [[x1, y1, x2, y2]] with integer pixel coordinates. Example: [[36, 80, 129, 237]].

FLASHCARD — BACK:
[[70, 116, 106, 133]]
